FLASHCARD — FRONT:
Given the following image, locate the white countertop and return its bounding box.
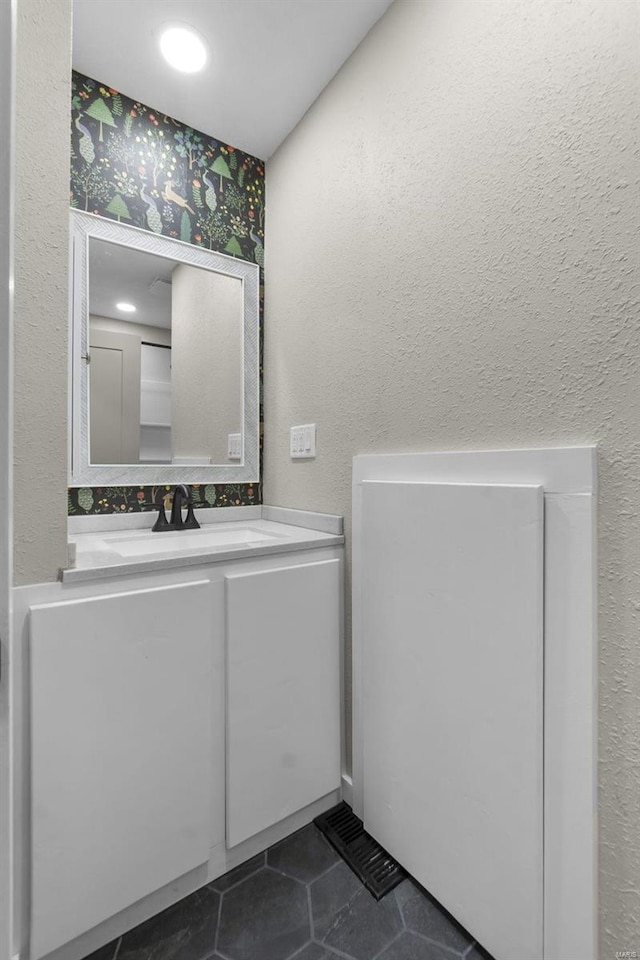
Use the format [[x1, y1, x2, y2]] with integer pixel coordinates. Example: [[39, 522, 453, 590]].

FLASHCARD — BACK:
[[64, 512, 344, 583]]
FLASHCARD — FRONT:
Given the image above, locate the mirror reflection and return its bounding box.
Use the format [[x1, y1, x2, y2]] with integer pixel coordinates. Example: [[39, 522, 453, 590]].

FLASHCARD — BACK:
[[88, 238, 243, 467]]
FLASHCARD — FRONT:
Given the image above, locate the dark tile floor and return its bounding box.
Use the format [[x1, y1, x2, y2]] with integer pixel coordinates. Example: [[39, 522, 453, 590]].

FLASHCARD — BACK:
[[84, 822, 495, 960]]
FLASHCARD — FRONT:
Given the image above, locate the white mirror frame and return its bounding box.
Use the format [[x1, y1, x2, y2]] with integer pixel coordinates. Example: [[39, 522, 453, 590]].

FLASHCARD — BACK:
[[70, 210, 260, 486]]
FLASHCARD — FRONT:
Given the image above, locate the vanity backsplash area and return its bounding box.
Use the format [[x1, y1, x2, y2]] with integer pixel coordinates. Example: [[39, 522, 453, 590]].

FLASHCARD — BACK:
[[68, 479, 259, 515], [69, 70, 265, 516]]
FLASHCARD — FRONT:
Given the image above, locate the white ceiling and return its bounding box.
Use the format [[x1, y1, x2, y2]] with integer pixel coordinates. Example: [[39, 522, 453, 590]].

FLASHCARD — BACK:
[[89, 239, 175, 329], [72, 0, 394, 160]]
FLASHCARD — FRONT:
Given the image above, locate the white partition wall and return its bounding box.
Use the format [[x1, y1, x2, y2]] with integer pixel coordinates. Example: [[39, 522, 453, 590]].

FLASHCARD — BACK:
[[353, 447, 597, 960], [0, 2, 14, 956]]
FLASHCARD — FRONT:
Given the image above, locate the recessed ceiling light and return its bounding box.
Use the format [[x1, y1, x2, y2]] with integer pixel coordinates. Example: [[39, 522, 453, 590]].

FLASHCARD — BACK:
[[159, 25, 208, 73], [116, 302, 136, 313]]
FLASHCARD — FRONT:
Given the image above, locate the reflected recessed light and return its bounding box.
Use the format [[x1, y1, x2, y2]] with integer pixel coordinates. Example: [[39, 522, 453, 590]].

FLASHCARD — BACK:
[[160, 25, 208, 73], [116, 302, 136, 313]]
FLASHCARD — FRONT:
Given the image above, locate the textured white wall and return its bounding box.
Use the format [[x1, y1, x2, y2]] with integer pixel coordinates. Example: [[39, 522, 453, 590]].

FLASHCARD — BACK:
[[14, 0, 72, 585], [263, 0, 639, 955]]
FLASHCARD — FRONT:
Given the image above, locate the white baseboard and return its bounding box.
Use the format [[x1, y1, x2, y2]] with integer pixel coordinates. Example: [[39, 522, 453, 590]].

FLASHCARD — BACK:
[[341, 773, 353, 808]]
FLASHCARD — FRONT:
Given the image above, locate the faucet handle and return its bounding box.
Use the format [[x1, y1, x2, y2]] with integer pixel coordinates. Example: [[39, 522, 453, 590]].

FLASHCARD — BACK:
[[152, 490, 173, 532], [182, 498, 201, 530]]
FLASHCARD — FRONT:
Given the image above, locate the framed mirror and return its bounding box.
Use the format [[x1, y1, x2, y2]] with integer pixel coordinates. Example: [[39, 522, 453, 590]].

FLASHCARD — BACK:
[[70, 210, 260, 486]]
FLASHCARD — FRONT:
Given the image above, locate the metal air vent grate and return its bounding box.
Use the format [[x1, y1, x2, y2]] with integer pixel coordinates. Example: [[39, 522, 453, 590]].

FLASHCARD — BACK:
[[314, 802, 406, 900]]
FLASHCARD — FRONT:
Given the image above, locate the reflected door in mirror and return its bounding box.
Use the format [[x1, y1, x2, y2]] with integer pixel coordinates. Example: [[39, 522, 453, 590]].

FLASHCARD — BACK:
[[89, 327, 141, 464]]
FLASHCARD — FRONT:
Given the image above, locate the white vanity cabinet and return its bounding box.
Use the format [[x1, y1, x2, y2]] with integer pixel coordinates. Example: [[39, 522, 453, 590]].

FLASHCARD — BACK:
[[19, 522, 343, 960]]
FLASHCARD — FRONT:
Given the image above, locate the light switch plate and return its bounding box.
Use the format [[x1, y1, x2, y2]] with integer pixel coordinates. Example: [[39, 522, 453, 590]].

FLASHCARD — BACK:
[[290, 424, 316, 459], [228, 434, 242, 460]]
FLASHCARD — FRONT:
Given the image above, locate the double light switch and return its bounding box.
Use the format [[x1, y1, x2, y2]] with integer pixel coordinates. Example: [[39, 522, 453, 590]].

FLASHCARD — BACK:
[[290, 424, 316, 459]]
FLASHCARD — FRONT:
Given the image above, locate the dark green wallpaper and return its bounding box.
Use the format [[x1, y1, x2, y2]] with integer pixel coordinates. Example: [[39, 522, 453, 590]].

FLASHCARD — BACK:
[[68, 482, 260, 516], [69, 71, 264, 515]]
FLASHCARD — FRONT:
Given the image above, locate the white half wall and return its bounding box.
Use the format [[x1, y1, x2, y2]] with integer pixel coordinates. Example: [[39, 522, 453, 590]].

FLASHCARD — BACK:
[[352, 447, 597, 960], [0, 3, 15, 955]]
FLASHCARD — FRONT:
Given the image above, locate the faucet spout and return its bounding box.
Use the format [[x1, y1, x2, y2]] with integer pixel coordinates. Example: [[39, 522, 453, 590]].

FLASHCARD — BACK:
[[169, 484, 201, 530], [170, 484, 189, 527]]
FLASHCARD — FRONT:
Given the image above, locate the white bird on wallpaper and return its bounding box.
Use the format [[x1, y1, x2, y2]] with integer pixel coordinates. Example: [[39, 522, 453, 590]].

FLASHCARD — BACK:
[[75, 115, 95, 165], [250, 230, 264, 269], [202, 171, 218, 214], [139, 184, 162, 234], [162, 179, 195, 214]]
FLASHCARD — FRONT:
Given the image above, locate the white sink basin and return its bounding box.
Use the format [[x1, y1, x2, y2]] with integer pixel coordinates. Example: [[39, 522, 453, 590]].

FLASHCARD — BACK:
[[108, 525, 283, 558], [65, 516, 343, 580]]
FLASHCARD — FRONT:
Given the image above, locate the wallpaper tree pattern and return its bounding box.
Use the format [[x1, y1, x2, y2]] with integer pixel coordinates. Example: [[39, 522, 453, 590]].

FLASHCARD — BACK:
[[69, 71, 264, 515], [68, 482, 260, 516]]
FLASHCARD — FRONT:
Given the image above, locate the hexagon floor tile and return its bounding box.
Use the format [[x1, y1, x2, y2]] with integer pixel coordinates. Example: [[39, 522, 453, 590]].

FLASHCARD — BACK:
[[267, 823, 340, 883], [82, 822, 496, 960], [395, 881, 473, 954], [217, 867, 310, 960]]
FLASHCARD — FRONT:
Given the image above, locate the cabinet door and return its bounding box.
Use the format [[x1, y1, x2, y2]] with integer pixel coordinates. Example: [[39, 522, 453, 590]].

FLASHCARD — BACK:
[[29, 580, 215, 960], [225, 559, 341, 847]]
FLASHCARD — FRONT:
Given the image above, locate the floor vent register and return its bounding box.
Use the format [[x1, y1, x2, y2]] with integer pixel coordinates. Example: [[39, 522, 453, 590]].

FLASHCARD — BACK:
[[314, 802, 406, 900]]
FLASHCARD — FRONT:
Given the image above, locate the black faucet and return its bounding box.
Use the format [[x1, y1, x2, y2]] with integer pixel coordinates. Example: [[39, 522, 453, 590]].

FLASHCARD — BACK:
[[170, 484, 200, 529], [152, 484, 201, 532]]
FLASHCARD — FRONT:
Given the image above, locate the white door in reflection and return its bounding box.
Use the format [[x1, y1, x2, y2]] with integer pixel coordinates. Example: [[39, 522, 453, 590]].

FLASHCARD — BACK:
[[89, 326, 141, 464]]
